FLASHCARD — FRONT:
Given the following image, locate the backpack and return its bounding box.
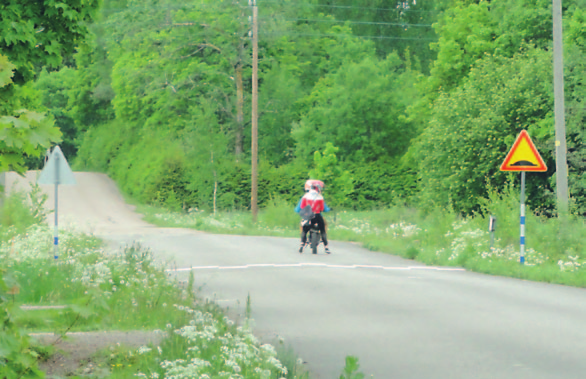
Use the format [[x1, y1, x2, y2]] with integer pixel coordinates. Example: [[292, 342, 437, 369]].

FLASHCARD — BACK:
[[299, 205, 314, 221]]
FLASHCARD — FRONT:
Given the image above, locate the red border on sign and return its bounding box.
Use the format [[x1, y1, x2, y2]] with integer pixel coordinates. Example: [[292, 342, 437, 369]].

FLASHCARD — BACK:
[[500, 130, 547, 172]]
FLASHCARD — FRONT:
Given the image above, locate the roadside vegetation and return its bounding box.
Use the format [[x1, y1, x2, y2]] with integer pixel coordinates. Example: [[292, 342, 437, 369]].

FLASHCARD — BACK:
[[20, 0, 584, 297], [3, 0, 586, 375], [2, 189, 358, 378], [3, 0, 586, 286], [22, 0, 585, 220], [140, 185, 586, 288]]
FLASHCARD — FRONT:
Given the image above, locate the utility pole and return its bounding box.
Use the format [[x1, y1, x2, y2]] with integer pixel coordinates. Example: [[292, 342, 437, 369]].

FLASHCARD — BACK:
[[250, 0, 259, 222], [552, 0, 569, 215], [0, 172, 4, 209]]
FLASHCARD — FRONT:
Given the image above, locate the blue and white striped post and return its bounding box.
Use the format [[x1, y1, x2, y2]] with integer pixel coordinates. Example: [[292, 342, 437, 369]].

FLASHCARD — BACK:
[[37, 145, 76, 261], [54, 152, 59, 260], [520, 172, 526, 264]]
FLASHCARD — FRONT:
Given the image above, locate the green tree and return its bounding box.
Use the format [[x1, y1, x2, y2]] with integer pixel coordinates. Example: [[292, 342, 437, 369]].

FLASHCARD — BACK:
[[0, 0, 100, 84], [67, 41, 115, 134], [258, 65, 303, 165], [413, 49, 554, 213], [428, 0, 557, 94], [0, 55, 61, 173], [34, 68, 79, 159], [0, 267, 45, 378], [294, 53, 418, 163], [309, 143, 353, 208], [315, 0, 441, 71], [0, 0, 99, 171], [563, 7, 586, 214], [428, 1, 497, 93]]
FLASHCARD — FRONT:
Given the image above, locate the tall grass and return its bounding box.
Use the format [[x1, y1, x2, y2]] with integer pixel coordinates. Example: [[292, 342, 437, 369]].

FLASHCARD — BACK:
[[0, 184, 48, 239], [3, 222, 299, 378], [139, 197, 300, 237]]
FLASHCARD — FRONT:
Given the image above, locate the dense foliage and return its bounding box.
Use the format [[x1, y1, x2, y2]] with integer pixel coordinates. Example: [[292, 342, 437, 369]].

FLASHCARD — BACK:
[[7, 0, 586, 215], [0, 0, 100, 172], [0, 2, 99, 376]]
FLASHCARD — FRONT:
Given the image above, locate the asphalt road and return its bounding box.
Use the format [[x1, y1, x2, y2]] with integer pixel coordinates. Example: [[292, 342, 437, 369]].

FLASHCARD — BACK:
[[7, 172, 586, 378]]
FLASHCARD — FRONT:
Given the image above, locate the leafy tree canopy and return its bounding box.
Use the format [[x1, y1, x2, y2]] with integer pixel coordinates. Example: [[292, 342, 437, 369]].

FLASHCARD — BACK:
[[0, 0, 99, 172], [294, 53, 419, 163], [0, 0, 100, 84], [0, 55, 61, 173], [414, 48, 554, 213]]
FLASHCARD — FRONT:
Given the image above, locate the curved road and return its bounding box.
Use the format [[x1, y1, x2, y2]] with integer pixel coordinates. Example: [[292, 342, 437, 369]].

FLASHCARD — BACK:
[[6, 172, 586, 378]]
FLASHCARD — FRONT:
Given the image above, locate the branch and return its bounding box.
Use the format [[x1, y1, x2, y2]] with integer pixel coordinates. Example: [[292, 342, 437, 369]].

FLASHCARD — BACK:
[[199, 43, 222, 53], [164, 73, 177, 93], [180, 43, 222, 59]]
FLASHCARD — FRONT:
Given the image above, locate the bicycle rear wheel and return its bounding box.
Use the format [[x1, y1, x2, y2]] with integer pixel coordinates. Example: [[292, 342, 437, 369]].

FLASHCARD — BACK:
[[311, 231, 319, 254]]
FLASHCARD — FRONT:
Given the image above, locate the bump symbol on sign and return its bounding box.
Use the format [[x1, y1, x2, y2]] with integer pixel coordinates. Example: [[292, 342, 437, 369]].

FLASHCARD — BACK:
[[500, 130, 547, 172]]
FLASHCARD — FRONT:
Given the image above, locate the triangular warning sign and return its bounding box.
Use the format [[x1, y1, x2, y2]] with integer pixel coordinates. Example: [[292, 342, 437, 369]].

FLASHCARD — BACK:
[[500, 130, 547, 172], [37, 146, 77, 185]]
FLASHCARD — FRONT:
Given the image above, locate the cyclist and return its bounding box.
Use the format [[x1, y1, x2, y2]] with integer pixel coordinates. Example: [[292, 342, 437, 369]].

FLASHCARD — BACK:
[[295, 179, 331, 213], [298, 181, 331, 254]]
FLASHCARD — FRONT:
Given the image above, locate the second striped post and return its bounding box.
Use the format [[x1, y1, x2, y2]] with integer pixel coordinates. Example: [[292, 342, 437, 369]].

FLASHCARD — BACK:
[[520, 172, 526, 264]]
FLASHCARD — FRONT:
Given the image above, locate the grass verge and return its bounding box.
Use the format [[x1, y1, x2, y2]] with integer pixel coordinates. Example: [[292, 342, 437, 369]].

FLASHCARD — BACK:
[[0, 223, 320, 378], [0, 188, 319, 378], [138, 191, 586, 288]]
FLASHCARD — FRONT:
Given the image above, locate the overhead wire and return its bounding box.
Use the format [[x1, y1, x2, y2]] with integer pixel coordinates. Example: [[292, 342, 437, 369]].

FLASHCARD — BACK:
[[258, 0, 441, 13], [260, 31, 435, 40], [84, 0, 438, 133], [99, 0, 439, 45], [270, 18, 433, 27], [102, 0, 440, 14], [98, 0, 437, 62]]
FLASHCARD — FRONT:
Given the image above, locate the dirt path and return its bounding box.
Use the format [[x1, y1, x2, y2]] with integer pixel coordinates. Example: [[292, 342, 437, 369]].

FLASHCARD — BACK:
[[5, 171, 153, 235], [32, 331, 164, 378]]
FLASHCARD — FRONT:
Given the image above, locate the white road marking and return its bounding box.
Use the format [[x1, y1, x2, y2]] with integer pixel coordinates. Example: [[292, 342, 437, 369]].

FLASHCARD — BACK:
[[21, 305, 68, 310], [166, 263, 465, 272]]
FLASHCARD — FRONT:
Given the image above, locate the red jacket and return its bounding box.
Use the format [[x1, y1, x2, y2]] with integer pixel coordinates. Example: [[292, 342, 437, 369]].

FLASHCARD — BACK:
[[300, 190, 324, 214]]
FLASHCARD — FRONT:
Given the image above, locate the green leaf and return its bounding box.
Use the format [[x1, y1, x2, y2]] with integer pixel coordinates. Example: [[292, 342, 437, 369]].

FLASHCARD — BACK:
[[68, 304, 95, 319], [0, 55, 15, 88]]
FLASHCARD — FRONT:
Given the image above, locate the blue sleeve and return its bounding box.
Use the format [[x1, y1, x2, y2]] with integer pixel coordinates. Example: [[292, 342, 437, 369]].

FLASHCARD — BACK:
[[323, 202, 331, 212], [294, 198, 302, 213]]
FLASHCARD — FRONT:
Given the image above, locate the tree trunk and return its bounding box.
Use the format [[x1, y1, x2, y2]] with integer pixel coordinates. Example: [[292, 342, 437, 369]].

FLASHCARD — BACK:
[[235, 64, 244, 158]]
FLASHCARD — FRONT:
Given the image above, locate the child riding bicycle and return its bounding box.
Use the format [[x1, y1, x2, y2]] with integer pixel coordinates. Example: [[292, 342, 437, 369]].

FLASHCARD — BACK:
[[295, 180, 331, 254]]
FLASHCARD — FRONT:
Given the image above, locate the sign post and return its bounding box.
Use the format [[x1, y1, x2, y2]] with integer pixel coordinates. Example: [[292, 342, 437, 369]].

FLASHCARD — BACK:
[[488, 215, 496, 250], [520, 172, 526, 263], [37, 146, 76, 259], [500, 130, 547, 264], [0, 171, 4, 208]]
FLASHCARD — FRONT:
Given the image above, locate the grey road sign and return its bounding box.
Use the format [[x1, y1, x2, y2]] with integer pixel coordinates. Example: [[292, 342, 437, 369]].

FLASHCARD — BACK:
[[38, 146, 76, 185]]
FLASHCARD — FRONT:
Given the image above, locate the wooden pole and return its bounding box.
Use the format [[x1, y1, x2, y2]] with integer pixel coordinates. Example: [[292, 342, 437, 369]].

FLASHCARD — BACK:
[[0, 172, 5, 209], [552, 0, 569, 215], [251, 0, 259, 222]]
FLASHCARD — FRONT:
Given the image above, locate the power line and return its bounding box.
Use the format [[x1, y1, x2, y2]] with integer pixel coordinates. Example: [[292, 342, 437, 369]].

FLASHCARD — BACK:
[[99, 2, 437, 60], [277, 18, 433, 27], [261, 31, 435, 40], [102, 1, 441, 15], [259, 0, 441, 13]]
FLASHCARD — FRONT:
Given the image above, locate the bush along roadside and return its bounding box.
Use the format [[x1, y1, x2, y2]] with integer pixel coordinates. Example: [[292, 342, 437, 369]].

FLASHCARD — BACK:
[[0, 266, 47, 379], [0, 188, 52, 378]]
